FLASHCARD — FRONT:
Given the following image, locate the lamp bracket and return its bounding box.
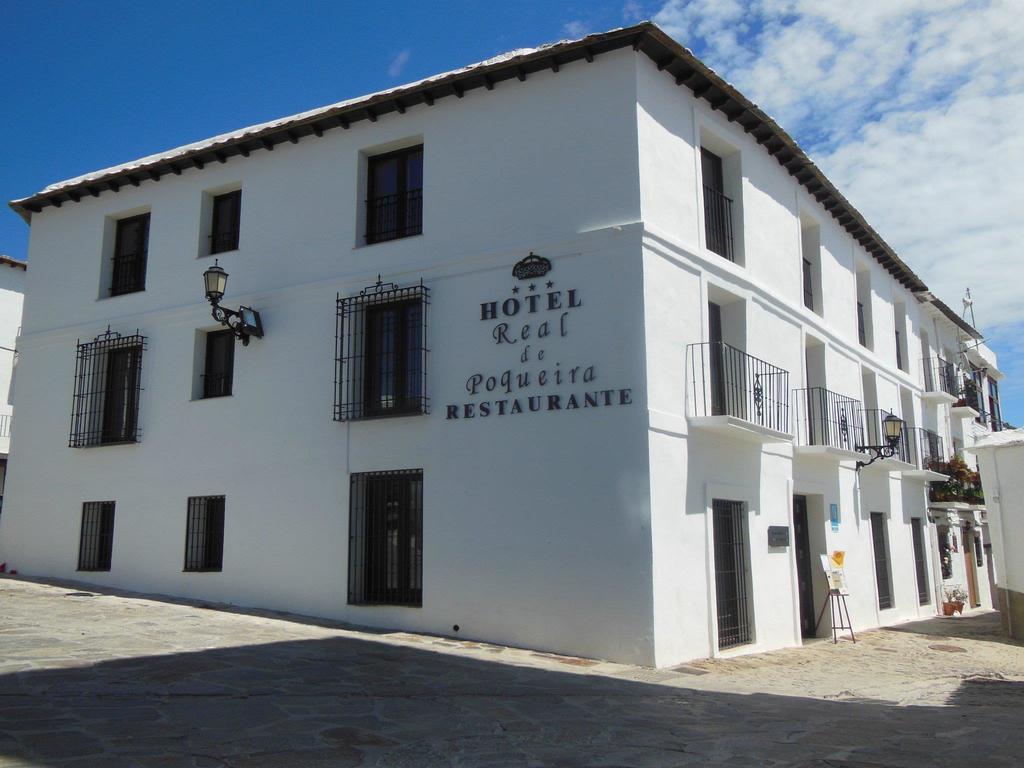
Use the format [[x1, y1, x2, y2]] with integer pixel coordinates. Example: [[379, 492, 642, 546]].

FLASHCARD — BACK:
[[209, 299, 263, 346]]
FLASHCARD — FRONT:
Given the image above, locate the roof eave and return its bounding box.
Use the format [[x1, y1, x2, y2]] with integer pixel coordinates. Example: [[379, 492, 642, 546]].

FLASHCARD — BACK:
[[9, 21, 928, 293]]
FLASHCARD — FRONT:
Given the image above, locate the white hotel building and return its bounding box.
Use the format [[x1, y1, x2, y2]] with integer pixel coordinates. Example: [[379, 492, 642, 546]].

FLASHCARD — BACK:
[[1, 23, 1009, 666]]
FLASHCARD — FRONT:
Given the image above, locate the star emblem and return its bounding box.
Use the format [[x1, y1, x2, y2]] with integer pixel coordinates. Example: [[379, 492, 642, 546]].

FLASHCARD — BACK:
[[528, 283, 536, 292], [512, 286, 519, 294], [546, 280, 554, 288]]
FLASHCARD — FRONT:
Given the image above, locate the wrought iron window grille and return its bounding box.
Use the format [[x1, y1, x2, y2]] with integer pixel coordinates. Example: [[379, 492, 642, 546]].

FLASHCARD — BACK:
[[870, 512, 894, 610], [712, 499, 751, 649], [69, 327, 146, 448], [78, 501, 115, 571], [335, 277, 429, 422], [348, 469, 423, 607], [184, 496, 225, 572]]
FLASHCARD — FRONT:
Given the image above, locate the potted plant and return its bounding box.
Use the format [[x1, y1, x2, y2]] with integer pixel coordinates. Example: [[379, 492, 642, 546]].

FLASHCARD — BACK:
[[942, 586, 968, 616]]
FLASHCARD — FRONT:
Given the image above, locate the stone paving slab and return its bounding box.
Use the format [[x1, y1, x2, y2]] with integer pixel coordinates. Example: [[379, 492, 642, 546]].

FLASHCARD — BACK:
[[0, 576, 1022, 766]]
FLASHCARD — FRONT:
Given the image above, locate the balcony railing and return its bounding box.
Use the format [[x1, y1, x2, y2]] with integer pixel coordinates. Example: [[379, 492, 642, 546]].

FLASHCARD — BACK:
[[0, 414, 10, 439], [366, 188, 423, 244], [703, 185, 735, 262], [921, 357, 959, 397], [793, 387, 864, 452], [913, 427, 944, 469], [687, 342, 790, 434], [956, 379, 989, 424], [862, 409, 912, 464]]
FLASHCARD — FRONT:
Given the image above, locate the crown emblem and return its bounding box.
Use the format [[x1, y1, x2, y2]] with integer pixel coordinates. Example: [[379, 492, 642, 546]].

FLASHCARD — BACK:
[[512, 252, 552, 280]]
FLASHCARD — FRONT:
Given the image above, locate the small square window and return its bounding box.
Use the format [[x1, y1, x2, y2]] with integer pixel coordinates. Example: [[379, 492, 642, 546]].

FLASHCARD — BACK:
[[202, 329, 234, 398], [78, 501, 115, 571], [184, 496, 225, 572], [366, 146, 423, 244], [210, 191, 241, 254], [111, 213, 149, 296]]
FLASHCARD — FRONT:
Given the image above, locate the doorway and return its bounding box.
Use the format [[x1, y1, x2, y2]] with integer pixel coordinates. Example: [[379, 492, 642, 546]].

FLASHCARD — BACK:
[[963, 526, 980, 607], [793, 496, 816, 637]]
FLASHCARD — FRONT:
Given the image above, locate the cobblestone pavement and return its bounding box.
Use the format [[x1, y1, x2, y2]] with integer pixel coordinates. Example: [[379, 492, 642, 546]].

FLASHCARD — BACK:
[[0, 577, 1022, 767]]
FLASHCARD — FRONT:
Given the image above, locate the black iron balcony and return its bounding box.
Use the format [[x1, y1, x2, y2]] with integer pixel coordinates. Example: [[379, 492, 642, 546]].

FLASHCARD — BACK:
[[793, 387, 864, 452], [912, 427, 944, 470], [687, 342, 790, 434], [862, 409, 912, 465], [921, 357, 959, 397], [703, 185, 734, 262], [366, 188, 423, 244]]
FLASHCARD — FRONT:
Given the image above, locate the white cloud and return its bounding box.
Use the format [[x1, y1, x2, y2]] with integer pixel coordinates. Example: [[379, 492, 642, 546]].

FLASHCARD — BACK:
[[623, 0, 646, 22], [563, 20, 592, 38], [388, 50, 411, 78], [653, 0, 1024, 407]]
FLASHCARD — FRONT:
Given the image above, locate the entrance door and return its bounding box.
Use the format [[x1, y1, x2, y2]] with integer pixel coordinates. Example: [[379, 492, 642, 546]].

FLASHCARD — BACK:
[[793, 496, 816, 637], [712, 499, 751, 649], [963, 526, 980, 607]]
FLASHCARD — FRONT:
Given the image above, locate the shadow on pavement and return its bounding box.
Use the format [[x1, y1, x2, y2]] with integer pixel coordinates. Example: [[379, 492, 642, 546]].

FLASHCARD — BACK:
[[0, 629, 1021, 767], [883, 610, 1022, 647]]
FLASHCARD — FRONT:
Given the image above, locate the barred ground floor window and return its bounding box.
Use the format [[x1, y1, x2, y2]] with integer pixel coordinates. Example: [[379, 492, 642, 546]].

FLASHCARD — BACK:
[[348, 469, 423, 607], [184, 496, 225, 572], [78, 501, 115, 571]]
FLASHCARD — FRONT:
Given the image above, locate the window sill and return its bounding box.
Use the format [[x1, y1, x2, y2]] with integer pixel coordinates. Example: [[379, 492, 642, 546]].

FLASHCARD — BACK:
[[72, 439, 140, 449], [200, 248, 240, 260], [183, 569, 223, 573], [191, 394, 234, 402], [355, 232, 423, 250], [98, 290, 146, 301]]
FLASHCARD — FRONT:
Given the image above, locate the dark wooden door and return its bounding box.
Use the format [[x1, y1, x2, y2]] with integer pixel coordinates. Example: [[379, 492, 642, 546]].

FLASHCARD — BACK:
[[793, 496, 816, 637]]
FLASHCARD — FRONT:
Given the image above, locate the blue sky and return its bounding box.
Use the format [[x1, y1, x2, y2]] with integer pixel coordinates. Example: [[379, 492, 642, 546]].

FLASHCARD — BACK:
[[4, 1, 1021, 423]]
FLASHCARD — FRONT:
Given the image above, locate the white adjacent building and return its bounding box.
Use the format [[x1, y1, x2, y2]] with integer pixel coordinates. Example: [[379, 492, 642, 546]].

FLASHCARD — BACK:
[[0, 256, 26, 511], [0, 23, 1009, 666]]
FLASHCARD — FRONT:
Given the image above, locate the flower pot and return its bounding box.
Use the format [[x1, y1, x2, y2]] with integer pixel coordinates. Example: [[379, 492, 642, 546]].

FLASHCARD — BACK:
[[953, 601, 965, 615], [942, 602, 957, 616]]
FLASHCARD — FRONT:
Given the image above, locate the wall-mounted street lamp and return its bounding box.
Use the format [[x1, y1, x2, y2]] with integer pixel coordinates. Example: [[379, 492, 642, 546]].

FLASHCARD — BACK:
[[855, 412, 904, 471], [202, 260, 263, 346]]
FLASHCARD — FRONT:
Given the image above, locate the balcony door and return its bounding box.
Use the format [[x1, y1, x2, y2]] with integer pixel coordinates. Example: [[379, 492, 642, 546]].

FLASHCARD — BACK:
[[793, 496, 816, 637], [708, 302, 747, 421]]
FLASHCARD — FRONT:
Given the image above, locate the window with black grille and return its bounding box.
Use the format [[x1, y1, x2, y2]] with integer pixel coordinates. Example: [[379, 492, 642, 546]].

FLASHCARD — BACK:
[[870, 512, 893, 609], [210, 190, 241, 254], [202, 329, 234, 398], [78, 501, 115, 571], [69, 329, 146, 447], [712, 499, 751, 649], [184, 495, 225, 572], [335, 280, 428, 421], [366, 145, 423, 243], [111, 213, 149, 296], [348, 470, 422, 607]]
